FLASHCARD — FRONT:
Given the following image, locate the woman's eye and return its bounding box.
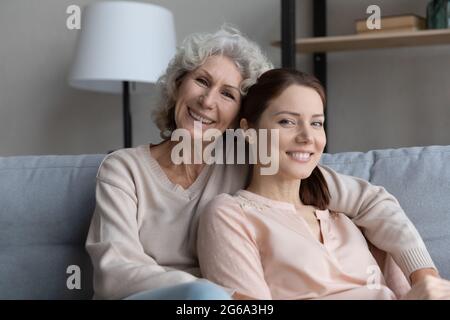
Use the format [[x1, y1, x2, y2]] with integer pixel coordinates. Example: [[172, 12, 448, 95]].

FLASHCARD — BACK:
[[312, 121, 324, 128], [222, 91, 235, 100], [196, 78, 209, 86], [279, 119, 295, 126]]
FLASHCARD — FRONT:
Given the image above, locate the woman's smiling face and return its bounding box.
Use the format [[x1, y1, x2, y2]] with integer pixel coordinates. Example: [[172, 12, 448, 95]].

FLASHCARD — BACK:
[[174, 55, 243, 139], [255, 84, 326, 180]]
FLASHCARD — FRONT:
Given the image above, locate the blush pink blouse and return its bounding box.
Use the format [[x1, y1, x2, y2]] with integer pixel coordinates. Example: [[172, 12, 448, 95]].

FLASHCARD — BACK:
[[197, 190, 411, 300]]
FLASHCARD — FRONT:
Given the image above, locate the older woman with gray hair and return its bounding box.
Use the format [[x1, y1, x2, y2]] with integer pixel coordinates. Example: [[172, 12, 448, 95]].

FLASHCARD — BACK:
[[85, 26, 438, 300]]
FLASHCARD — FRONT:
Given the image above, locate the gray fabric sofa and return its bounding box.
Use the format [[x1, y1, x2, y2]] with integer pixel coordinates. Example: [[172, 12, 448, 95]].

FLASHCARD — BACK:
[[1, 145, 449, 299]]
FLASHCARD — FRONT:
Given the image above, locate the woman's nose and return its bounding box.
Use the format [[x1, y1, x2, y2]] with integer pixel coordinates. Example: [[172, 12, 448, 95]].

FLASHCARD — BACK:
[[199, 90, 217, 109], [295, 126, 313, 144]]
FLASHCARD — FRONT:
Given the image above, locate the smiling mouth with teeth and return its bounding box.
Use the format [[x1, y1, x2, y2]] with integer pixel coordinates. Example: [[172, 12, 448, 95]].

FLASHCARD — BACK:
[[286, 152, 313, 162], [188, 108, 215, 125]]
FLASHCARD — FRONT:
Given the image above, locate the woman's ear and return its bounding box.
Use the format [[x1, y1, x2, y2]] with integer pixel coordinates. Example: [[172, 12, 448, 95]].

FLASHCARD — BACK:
[[240, 118, 249, 130], [239, 118, 256, 144]]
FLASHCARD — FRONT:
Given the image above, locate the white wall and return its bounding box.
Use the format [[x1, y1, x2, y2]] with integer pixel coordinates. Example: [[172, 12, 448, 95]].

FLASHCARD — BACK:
[[0, 0, 289, 155], [0, 0, 449, 156], [326, 0, 450, 152]]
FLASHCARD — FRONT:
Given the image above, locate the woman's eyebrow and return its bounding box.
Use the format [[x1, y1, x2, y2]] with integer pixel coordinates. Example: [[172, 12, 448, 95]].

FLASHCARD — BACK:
[[224, 84, 240, 93], [198, 69, 240, 92], [272, 111, 324, 117]]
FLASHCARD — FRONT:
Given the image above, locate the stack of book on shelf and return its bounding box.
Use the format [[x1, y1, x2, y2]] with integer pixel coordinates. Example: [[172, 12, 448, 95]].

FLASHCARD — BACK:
[[355, 14, 427, 34]]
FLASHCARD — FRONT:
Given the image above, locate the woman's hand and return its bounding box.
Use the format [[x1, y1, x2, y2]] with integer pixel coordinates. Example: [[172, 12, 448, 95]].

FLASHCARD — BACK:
[[232, 292, 260, 300], [404, 273, 450, 300], [410, 268, 439, 285]]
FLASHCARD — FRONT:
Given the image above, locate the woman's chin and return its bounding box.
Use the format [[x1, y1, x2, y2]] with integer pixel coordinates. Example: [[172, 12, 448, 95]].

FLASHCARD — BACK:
[[173, 124, 225, 143], [279, 167, 315, 181], [180, 120, 222, 134]]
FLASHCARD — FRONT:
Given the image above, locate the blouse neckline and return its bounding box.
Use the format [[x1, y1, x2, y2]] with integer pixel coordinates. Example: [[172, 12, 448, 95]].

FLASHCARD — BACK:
[[235, 189, 330, 218], [140, 144, 212, 198], [235, 189, 297, 211]]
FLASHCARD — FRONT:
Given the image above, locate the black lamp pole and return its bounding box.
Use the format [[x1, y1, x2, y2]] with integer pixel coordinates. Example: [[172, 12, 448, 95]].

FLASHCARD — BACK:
[[123, 81, 132, 148], [281, 0, 295, 69]]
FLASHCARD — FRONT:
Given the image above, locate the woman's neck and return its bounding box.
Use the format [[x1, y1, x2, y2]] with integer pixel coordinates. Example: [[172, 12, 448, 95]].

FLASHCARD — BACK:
[[246, 167, 303, 207], [151, 139, 206, 185]]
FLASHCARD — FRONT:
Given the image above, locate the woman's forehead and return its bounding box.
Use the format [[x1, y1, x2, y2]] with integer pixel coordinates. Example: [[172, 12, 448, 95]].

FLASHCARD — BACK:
[[195, 55, 242, 83], [267, 86, 324, 114]]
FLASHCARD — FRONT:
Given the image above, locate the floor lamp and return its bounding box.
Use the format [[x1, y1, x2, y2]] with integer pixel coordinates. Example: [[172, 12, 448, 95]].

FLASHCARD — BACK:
[[68, 1, 176, 148]]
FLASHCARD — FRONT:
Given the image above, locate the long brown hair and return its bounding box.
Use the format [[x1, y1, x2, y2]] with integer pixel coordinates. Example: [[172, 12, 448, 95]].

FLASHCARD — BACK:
[[240, 68, 330, 210]]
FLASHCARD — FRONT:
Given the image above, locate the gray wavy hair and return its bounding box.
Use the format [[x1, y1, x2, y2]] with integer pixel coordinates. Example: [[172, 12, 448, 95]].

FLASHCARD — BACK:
[[152, 25, 274, 139]]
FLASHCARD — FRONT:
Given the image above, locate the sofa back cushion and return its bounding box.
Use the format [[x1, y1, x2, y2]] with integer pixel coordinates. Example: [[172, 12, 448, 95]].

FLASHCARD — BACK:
[[321, 145, 450, 279], [0, 154, 104, 299]]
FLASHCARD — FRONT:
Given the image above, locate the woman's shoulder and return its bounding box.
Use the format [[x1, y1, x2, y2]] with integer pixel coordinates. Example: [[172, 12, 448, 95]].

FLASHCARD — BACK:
[[200, 192, 257, 237], [206, 193, 241, 210], [97, 144, 151, 182], [202, 193, 246, 219]]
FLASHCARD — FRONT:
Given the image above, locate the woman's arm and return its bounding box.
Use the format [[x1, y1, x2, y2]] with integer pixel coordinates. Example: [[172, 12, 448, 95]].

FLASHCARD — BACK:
[[86, 158, 197, 300], [197, 195, 272, 300], [319, 164, 437, 281], [404, 274, 450, 299]]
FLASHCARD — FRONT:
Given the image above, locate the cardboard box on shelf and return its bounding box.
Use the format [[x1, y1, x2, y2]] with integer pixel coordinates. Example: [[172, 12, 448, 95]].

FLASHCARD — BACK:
[[355, 14, 426, 34]]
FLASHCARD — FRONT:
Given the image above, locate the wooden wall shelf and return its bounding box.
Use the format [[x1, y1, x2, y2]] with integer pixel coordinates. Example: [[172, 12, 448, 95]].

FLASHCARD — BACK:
[[273, 29, 450, 53]]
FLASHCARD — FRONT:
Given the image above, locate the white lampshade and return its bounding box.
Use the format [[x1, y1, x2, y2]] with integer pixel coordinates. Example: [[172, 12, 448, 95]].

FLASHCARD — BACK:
[[69, 1, 176, 93]]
